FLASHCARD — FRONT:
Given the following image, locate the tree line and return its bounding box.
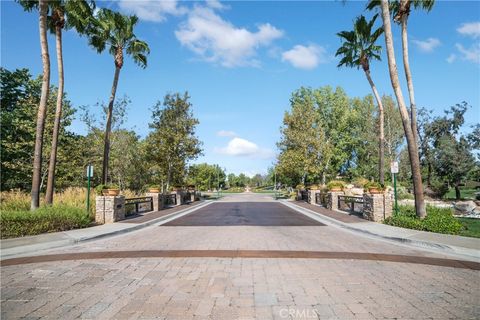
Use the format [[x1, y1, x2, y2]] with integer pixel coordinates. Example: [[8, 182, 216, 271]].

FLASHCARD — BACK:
[[276, 85, 478, 201], [1, 67, 204, 197]]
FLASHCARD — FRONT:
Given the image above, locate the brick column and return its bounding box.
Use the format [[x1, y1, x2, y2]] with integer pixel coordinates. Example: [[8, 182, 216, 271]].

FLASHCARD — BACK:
[[327, 191, 344, 211], [95, 195, 125, 224], [363, 193, 393, 222], [146, 192, 164, 211]]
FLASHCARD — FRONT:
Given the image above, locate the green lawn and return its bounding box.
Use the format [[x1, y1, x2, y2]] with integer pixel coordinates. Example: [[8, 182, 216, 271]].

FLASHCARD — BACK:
[[444, 187, 478, 200], [457, 217, 480, 238]]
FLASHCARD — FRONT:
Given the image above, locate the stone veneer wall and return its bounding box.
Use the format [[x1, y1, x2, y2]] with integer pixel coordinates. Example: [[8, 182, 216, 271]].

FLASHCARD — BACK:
[[146, 193, 164, 212], [95, 195, 125, 224], [327, 191, 344, 211], [363, 193, 393, 222]]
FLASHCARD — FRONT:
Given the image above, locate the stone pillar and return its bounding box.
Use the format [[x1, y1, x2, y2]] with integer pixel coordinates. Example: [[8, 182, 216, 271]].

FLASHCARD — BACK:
[[327, 191, 344, 211], [308, 190, 319, 205], [174, 190, 183, 206], [146, 192, 164, 211], [95, 195, 125, 224], [363, 193, 393, 222], [190, 191, 196, 202]]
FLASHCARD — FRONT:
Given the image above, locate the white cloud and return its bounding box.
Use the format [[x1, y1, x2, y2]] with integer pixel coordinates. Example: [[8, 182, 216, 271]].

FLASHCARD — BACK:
[[215, 137, 274, 158], [446, 54, 456, 63], [205, 0, 227, 10], [118, 0, 187, 22], [281, 44, 328, 69], [217, 130, 237, 137], [412, 38, 441, 53], [457, 22, 480, 39], [455, 43, 480, 64], [175, 6, 283, 67]]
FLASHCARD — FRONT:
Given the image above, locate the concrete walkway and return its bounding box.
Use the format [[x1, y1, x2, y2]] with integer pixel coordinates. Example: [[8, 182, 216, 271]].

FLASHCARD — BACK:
[[286, 200, 480, 261], [0, 200, 211, 259]]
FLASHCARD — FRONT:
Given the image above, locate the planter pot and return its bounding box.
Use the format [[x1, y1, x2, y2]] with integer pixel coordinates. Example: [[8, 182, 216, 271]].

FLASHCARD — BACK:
[[101, 190, 109, 196], [148, 188, 160, 193], [107, 189, 120, 196], [329, 188, 342, 192], [369, 188, 383, 194]]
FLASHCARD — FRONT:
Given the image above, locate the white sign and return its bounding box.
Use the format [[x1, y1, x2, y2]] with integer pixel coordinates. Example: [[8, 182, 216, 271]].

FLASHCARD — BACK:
[[390, 161, 399, 174], [86, 165, 93, 178]]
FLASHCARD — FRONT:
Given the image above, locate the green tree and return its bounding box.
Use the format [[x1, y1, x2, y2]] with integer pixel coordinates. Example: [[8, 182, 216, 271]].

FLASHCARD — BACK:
[[146, 92, 203, 190], [17, 0, 51, 210], [86, 8, 150, 184], [336, 14, 386, 184], [187, 163, 225, 191]]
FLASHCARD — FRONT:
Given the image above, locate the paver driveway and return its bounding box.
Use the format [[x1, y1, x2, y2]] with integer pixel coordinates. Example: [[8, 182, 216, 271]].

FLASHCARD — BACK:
[[1, 193, 479, 319]]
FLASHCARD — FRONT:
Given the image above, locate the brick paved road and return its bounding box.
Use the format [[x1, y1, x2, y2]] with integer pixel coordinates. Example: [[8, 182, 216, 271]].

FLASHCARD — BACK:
[[1, 193, 479, 319]]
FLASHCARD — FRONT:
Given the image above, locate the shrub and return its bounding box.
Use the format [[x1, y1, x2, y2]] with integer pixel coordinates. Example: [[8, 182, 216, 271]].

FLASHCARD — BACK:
[[295, 184, 305, 190], [430, 178, 449, 198], [352, 177, 369, 188], [0, 205, 92, 239], [95, 184, 107, 195], [327, 180, 345, 190], [384, 205, 462, 235]]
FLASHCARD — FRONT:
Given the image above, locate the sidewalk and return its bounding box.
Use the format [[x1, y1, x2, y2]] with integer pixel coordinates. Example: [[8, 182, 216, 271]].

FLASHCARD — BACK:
[[284, 200, 480, 261], [0, 200, 211, 259]]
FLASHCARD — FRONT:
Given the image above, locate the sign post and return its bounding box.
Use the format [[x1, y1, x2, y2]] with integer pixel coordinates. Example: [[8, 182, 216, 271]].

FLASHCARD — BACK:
[[86, 165, 93, 214], [390, 161, 399, 214]]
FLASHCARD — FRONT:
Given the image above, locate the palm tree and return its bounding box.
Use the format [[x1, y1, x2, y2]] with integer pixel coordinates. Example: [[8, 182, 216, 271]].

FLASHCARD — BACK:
[[45, 0, 95, 204], [336, 15, 386, 185], [87, 9, 150, 184], [378, 0, 426, 218], [17, 0, 50, 210], [367, 0, 435, 145]]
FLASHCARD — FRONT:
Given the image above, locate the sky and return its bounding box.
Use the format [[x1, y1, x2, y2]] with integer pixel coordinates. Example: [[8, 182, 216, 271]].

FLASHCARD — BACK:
[[1, 0, 479, 176]]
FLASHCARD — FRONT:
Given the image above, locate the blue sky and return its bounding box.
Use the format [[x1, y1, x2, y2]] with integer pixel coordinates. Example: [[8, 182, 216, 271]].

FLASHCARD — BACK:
[[2, 0, 479, 176]]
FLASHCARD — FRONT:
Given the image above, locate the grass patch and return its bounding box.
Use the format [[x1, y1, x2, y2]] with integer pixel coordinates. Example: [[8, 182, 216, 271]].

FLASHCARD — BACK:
[[384, 205, 463, 235], [444, 187, 478, 200], [457, 218, 480, 238], [1, 205, 92, 239]]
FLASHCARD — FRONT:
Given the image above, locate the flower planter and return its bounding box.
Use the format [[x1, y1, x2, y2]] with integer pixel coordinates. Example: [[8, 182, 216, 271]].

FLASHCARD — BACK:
[[368, 188, 383, 194], [148, 188, 161, 193], [107, 189, 120, 196], [329, 188, 342, 192]]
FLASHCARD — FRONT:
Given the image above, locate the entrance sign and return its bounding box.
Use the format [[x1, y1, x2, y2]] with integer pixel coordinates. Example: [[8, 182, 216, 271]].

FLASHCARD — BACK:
[[390, 161, 399, 174]]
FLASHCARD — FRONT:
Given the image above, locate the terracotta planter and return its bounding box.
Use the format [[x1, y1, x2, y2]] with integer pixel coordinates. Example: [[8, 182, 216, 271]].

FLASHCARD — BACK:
[[101, 190, 109, 196], [329, 188, 342, 192], [368, 188, 383, 194], [107, 189, 120, 196], [148, 188, 160, 193]]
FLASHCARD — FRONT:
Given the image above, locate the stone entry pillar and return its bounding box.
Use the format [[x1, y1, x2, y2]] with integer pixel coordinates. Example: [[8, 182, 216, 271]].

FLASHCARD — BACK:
[[174, 190, 183, 206], [146, 192, 164, 211], [95, 195, 125, 224], [308, 190, 319, 205], [363, 193, 393, 222], [327, 191, 344, 211]]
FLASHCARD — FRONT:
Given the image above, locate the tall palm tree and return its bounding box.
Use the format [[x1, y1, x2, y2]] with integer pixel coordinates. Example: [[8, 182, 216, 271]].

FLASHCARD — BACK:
[[45, 0, 95, 204], [379, 0, 426, 218], [367, 0, 435, 145], [87, 9, 150, 184], [17, 0, 50, 210], [336, 15, 386, 185]]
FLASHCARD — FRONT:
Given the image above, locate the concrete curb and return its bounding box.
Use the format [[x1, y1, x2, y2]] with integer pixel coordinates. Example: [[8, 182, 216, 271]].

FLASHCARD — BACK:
[[281, 200, 480, 261], [0, 201, 213, 259]]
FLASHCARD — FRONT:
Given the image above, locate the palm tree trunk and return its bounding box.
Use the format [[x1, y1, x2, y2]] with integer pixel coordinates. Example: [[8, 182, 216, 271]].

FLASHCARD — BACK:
[[401, 16, 419, 144], [364, 70, 385, 185], [31, 0, 50, 210], [380, 0, 426, 218], [101, 66, 121, 184], [45, 24, 64, 205]]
